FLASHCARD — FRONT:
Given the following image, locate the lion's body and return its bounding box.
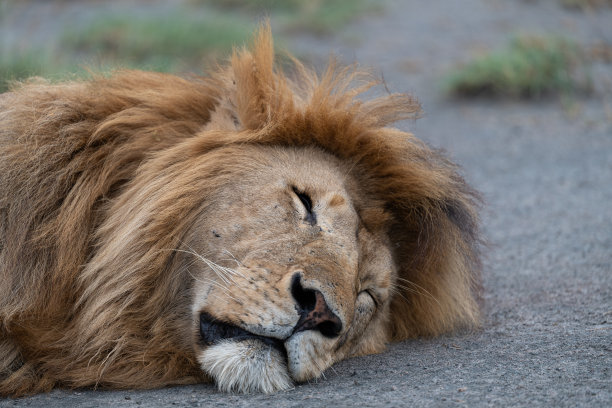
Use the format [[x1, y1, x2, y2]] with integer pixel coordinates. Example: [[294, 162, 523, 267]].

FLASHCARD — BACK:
[[0, 27, 481, 396]]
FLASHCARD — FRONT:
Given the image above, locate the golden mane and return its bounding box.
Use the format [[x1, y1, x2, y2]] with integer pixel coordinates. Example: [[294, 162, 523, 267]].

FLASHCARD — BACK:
[[0, 25, 480, 396]]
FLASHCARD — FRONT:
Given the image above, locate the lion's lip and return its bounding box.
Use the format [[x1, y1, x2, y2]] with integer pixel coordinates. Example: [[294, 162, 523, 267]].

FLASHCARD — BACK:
[[199, 312, 286, 355]]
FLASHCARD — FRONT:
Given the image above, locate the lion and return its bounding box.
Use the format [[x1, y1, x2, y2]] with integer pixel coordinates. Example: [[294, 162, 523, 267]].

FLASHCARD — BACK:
[[0, 25, 481, 396]]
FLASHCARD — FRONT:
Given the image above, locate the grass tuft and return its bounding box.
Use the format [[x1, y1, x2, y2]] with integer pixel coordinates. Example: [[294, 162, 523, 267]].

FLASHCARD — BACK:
[[1, 1, 381, 92], [62, 13, 254, 72], [0, 52, 75, 92], [1, 11, 253, 92], [560, 0, 612, 10], [196, 0, 379, 35], [445, 36, 590, 99]]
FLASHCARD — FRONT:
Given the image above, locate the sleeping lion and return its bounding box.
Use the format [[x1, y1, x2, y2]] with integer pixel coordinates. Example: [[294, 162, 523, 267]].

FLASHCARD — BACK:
[[0, 26, 481, 396]]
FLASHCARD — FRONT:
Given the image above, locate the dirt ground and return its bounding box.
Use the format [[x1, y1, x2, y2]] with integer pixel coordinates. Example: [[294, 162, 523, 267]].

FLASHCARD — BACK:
[[1, 0, 611, 406]]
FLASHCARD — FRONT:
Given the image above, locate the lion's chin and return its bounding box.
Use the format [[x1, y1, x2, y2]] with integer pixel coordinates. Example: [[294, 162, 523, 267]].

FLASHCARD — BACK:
[[284, 331, 333, 382], [199, 339, 293, 394]]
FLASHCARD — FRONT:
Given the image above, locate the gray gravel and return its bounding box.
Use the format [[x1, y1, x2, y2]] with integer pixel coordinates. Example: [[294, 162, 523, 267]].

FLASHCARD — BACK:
[[1, 0, 611, 406]]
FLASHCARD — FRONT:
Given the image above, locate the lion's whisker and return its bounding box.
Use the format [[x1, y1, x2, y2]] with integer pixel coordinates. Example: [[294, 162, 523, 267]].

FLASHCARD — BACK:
[[313, 358, 327, 380], [207, 292, 237, 305], [187, 272, 231, 295], [221, 249, 244, 268], [183, 267, 240, 303], [175, 243, 244, 280], [392, 284, 420, 296], [388, 286, 411, 304], [172, 248, 239, 286], [394, 284, 441, 307], [395, 277, 441, 306]]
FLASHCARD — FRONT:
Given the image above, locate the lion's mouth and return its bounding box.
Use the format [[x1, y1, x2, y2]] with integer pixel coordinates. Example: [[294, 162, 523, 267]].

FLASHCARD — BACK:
[[198, 312, 294, 393], [199, 312, 286, 356]]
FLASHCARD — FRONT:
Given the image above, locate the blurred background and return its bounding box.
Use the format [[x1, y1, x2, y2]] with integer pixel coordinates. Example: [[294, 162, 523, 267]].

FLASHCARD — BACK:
[[0, 0, 383, 92], [1, 0, 611, 104]]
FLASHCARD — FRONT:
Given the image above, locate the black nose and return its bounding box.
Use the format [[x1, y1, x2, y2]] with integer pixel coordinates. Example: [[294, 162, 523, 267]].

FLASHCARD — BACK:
[[290, 274, 343, 338]]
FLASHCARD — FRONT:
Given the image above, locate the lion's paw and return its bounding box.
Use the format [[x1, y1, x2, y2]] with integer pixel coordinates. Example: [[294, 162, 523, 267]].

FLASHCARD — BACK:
[[199, 339, 292, 394]]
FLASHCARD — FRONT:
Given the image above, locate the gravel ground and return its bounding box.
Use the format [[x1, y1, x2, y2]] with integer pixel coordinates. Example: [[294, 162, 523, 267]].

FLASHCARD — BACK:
[[1, 0, 611, 407]]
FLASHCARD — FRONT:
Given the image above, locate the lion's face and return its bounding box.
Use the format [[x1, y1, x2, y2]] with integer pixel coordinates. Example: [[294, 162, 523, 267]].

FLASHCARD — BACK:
[[182, 146, 394, 392]]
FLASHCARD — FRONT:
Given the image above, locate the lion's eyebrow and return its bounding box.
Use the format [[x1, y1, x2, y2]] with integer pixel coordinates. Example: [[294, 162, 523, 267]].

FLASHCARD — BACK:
[[292, 186, 317, 226]]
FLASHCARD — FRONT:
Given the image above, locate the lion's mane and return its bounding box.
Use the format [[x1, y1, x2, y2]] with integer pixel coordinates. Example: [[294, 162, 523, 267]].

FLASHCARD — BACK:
[[0, 26, 481, 396]]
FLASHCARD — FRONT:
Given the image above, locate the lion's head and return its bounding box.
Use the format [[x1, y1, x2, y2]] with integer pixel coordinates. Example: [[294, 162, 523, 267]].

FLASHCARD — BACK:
[[0, 26, 481, 396], [182, 145, 396, 392]]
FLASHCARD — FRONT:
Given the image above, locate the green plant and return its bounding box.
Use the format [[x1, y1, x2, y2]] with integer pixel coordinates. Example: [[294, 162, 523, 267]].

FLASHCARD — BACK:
[[62, 12, 254, 71], [1, 11, 256, 92], [1, 0, 382, 93], [445, 36, 590, 98], [0, 51, 69, 92], [196, 0, 379, 35], [560, 0, 612, 10]]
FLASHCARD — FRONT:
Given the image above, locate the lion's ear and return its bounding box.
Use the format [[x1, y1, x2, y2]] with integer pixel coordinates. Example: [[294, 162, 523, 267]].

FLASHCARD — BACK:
[[229, 23, 294, 131]]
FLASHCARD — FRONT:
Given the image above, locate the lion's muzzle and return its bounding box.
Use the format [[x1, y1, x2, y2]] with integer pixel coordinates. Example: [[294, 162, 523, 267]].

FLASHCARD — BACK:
[[197, 272, 349, 393]]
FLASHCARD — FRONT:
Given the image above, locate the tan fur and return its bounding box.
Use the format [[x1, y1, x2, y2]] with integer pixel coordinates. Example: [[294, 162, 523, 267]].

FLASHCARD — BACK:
[[0, 25, 481, 396]]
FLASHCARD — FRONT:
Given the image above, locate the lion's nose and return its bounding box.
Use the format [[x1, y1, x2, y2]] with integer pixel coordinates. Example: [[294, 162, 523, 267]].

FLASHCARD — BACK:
[[290, 274, 343, 338]]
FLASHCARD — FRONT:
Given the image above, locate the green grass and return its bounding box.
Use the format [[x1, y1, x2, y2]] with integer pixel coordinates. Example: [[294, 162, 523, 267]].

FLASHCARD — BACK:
[[445, 36, 590, 99], [63, 12, 254, 72], [196, 0, 379, 35], [194, 0, 306, 12], [561, 0, 612, 9], [1, 0, 379, 92], [0, 51, 75, 92], [0, 52, 47, 86], [1, 11, 254, 92]]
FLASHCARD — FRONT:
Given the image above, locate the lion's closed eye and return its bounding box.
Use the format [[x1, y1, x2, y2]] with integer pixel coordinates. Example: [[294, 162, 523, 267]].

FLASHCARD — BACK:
[[292, 186, 316, 225], [360, 289, 379, 309]]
